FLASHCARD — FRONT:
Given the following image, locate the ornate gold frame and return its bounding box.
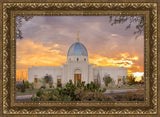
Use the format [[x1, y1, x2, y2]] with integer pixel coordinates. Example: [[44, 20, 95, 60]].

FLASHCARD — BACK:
[[0, 0, 159, 116]]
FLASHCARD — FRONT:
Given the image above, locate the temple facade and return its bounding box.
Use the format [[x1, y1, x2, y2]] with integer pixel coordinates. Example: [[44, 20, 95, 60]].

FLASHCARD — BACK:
[[28, 33, 127, 88]]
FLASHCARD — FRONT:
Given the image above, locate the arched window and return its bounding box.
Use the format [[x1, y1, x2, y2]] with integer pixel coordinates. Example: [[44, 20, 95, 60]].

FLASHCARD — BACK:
[[84, 58, 86, 61], [77, 58, 79, 61]]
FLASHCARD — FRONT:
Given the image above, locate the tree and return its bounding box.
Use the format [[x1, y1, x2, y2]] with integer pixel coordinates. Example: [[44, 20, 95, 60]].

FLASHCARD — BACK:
[[122, 76, 127, 85], [109, 16, 144, 39], [97, 72, 101, 87], [16, 16, 33, 39], [44, 74, 53, 84], [127, 75, 137, 85], [103, 75, 113, 87], [21, 80, 26, 92]]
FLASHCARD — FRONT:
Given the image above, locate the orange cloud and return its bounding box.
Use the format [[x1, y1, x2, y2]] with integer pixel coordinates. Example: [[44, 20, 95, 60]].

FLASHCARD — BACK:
[[16, 40, 143, 81], [89, 52, 143, 75], [16, 40, 66, 81], [16, 40, 66, 68]]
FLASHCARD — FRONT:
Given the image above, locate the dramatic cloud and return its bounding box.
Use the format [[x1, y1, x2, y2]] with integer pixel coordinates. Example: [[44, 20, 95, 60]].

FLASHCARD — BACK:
[[16, 39, 66, 68], [16, 16, 144, 81]]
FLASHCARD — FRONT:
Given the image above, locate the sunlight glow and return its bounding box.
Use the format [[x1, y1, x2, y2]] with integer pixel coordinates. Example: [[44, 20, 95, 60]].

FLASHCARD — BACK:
[[16, 40, 143, 81], [133, 72, 144, 81]]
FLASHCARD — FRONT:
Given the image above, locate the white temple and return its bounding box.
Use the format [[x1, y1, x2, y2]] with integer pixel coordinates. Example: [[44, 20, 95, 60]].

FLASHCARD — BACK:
[[28, 32, 127, 88]]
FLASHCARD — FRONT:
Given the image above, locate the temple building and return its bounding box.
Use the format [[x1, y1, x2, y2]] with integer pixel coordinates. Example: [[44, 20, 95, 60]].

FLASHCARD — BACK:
[[28, 32, 127, 88]]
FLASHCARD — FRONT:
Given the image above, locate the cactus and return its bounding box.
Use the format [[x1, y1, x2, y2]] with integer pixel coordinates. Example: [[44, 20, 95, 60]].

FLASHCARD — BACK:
[[33, 80, 109, 101]]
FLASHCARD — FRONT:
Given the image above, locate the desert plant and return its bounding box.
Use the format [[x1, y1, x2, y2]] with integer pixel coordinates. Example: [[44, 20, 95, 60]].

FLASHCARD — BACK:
[[77, 79, 81, 87], [122, 76, 127, 85], [103, 75, 113, 87], [40, 86, 46, 89], [127, 75, 137, 85], [114, 88, 144, 101], [102, 88, 107, 93], [33, 80, 108, 101], [49, 81, 53, 87], [16, 83, 23, 91], [24, 81, 30, 88], [21, 85, 25, 92], [29, 82, 34, 89], [44, 74, 53, 84], [20, 80, 26, 92], [80, 91, 115, 101], [63, 95, 72, 101], [81, 81, 85, 87], [57, 83, 62, 87], [88, 82, 99, 92], [49, 84, 54, 88], [36, 89, 44, 97]]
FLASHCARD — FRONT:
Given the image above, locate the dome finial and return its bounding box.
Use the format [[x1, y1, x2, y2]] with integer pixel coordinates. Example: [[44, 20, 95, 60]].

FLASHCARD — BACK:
[[77, 30, 79, 42]]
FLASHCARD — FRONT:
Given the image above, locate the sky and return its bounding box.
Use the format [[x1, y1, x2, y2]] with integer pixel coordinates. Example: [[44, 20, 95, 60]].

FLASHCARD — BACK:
[[16, 16, 144, 81]]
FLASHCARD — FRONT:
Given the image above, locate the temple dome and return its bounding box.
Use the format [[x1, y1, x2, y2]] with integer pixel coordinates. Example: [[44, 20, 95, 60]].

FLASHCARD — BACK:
[[67, 42, 88, 57]]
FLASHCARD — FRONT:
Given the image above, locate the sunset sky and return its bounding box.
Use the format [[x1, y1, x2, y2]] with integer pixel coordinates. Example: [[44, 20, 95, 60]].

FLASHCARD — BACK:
[[16, 16, 144, 81]]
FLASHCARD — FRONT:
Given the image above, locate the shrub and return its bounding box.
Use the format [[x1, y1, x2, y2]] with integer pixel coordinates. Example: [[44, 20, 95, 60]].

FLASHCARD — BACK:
[[16, 83, 23, 91], [114, 89, 144, 101], [63, 95, 72, 101], [40, 86, 46, 89], [40, 92, 50, 101], [31, 95, 39, 101], [49, 81, 53, 88], [74, 88, 85, 101], [80, 91, 115, 101], [122, 76, 127, 85], [21, 85, 25, 92], [49, 84, 54, 88], [29, 82, 34, 89], [85, 82, 99, 92], [102, 88, 107, 93], [24, 81, 30, 88], [127, 75, 138, 85], [44, 74, 53, 84], [36, 89, 44, 97], [103, 76, 113, 87], [33, 80, 110, 101], [57, 83, 62, 88]]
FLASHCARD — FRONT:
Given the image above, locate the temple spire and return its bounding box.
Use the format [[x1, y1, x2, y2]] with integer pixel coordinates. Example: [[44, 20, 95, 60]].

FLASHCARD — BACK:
[[77, 31, 79, 42]]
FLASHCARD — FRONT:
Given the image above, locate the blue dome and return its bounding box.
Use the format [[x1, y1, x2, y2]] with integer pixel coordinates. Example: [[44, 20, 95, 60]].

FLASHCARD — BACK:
[[67, 42, 88, 56]]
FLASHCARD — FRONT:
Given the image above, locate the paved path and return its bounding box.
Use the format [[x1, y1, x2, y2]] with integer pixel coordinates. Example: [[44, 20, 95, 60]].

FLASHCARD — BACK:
[[16, 95, 33, 101], [104, 88, 144, 96], [104, 89, 138, 94]]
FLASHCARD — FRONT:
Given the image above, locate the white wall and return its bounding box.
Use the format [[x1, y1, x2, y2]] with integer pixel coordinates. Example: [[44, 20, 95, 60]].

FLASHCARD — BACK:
[[28, 63, 127, 87], [28, 66, 62, 85], [62, 61, 91, 85], [93, 67, 127, 85]]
